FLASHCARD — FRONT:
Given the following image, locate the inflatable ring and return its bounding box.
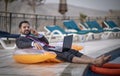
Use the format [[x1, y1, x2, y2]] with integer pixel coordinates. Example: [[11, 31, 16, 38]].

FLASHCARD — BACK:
[[44, 58, 63, 63], [71, 44, 83, 51], [13, 49, 59, 64], [13, 52, 57, 64], [91, 63, 120, 75], [102, 63, 120, 69], [56, 42, 83, 51]]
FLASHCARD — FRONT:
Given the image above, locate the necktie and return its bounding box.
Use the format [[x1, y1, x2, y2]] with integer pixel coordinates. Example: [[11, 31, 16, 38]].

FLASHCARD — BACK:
[[26, 35, 54, 48]]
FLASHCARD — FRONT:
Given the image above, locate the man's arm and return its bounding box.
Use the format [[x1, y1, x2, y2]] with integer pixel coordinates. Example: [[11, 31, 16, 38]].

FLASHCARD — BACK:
[[38, 35, 49, 44], [31, 28, 49, 44], [16, 37, 32, 49], [16, 37, 44, 50]]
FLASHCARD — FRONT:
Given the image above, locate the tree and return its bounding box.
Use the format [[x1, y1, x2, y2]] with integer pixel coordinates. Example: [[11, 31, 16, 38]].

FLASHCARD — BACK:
[[4, 0, 16, 12], [22, 0, 46, 13], [79, 13, 87, 23], [0, 0, 16, 31]]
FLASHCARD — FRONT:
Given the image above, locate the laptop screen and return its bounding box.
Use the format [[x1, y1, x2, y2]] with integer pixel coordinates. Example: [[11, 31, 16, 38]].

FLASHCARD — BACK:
[[62, 35, 73, 51], [48, 35, 73, 52]]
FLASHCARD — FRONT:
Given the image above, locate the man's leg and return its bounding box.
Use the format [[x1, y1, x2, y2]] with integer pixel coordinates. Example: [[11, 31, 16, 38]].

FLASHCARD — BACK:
[[54, 49, 111, 66], [72, 55, 111, 66]]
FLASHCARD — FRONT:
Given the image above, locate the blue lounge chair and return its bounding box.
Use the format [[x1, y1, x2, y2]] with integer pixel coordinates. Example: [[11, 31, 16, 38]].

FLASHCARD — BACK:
[[104, 21, 120, 32], [0, 31, 20, 38], [45, 25, 70, 34], [85, 21, 104, 33], [0, 31, 20, 49], [103, 21, 120, 38], [63, 20, 90, 33], [44, 25, 76, 42], [63, 20, 93, 41], [84, 21, 113, 39]]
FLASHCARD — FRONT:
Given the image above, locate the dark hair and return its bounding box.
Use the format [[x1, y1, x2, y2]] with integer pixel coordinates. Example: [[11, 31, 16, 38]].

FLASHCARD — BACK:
[[19, 21, 30, 28]]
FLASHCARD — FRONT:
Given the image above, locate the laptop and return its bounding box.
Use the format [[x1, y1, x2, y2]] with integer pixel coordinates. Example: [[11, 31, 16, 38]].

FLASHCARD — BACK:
[[48, 35, 73, 52]]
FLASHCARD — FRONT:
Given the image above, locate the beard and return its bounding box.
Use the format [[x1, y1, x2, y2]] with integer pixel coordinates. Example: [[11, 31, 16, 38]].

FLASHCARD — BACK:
[[23, 30, 31, 35]]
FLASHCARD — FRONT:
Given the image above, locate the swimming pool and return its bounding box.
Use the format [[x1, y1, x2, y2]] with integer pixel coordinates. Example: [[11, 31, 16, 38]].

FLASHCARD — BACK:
[[83, 47, 120, 76]]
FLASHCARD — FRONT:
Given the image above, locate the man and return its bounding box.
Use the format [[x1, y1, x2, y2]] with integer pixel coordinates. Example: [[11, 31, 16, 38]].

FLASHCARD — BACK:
[[16, 21, 110, 66]]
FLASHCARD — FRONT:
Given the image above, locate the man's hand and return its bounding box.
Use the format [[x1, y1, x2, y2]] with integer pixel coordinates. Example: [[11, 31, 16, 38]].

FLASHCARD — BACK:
[[30, 28, 39, 36], [33, 42, 43, 50]]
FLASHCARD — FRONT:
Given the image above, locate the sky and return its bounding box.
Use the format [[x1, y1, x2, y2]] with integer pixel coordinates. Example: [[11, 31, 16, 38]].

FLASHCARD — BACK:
[[46, 0, 120, 11]]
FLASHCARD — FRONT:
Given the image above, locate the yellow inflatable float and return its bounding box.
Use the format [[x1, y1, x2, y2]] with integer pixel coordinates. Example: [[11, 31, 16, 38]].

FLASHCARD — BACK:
[[13, 45, 83, 64], [71, 44, 83, 51], [13, 49, 58, 64]]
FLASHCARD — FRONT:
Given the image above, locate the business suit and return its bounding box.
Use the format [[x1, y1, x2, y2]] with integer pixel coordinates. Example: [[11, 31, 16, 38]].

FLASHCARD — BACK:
[[16, 35, 49, 49], [16, 34, 83, 62]]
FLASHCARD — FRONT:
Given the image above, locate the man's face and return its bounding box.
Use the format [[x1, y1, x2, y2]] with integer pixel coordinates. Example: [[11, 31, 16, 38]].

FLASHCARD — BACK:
[[19, 23, 31, 35]]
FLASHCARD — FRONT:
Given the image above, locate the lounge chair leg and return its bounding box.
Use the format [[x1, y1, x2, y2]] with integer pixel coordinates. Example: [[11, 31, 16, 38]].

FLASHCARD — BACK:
[[0, 39, 16, 49]]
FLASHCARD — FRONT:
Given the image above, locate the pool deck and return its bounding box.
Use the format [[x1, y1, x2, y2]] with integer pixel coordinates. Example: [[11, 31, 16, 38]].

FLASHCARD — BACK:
[[0, 39, 120, 76]]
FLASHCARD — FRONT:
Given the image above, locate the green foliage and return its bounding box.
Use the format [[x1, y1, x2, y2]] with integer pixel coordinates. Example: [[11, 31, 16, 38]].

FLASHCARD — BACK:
[[0, 0, 16, 3], [79, 13, 87, 23], [2, 0, 16, 12], [0, 0, 16, 31], [9, 0, 16, 2]]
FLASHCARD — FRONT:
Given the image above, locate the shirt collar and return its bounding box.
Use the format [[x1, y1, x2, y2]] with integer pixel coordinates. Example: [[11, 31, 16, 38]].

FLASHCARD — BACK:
[[20, 34, 26, 37]]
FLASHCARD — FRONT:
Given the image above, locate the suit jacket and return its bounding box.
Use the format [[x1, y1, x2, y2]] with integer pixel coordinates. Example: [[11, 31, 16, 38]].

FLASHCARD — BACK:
[[16, 35, 49, 49]]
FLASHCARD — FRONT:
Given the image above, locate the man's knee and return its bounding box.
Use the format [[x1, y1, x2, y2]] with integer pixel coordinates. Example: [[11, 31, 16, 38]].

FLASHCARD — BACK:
[[56, 52, 74, 62]]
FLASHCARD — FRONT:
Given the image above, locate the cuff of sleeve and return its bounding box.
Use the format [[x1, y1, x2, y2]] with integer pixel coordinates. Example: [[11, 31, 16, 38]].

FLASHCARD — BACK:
[[38, 34, 43, 38], [31, 41, 34, 46]]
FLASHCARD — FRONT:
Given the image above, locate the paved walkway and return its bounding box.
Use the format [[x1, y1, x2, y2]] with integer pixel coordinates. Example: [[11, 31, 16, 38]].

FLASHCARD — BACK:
[[0, 39, 120, 76]]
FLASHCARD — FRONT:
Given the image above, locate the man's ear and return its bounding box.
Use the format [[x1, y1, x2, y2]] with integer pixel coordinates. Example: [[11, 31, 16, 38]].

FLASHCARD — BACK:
[[19, 29, 22, 33]]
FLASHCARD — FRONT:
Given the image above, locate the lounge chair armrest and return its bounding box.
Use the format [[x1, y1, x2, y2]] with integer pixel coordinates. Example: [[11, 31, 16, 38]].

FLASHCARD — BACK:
[[92, 28, 98, 30], [38, 32, 46, 35], [82, 28, 91, 30], [51, 30, 63, 35], [65, 29, 77, 32], [112, 27, 120, 30], [0, 39, 16, 49], [88, 28, 91, 30], [103, 28, 111, 30]]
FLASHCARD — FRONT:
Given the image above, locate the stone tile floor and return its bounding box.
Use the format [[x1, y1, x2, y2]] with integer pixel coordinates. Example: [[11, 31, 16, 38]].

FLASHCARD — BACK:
[[0, 39, 120, 76]]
